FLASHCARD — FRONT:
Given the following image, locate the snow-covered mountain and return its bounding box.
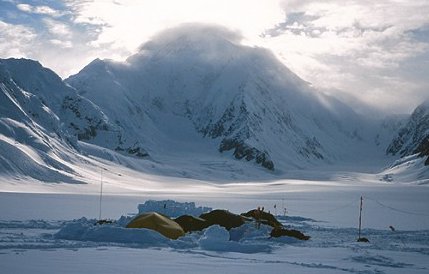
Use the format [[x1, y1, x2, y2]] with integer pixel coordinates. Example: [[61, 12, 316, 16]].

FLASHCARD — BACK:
[[375, 101, 429, 184], [66, 25, 378, 171], [0, 58, 148, 182], [0, 25, 426, 184], [387, 100, 429, 165], [0, 58, 79, 182]]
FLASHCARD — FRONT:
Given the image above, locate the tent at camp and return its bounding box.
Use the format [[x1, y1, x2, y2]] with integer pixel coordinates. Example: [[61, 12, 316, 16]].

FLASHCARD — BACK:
[[126, 212, 185, 240], [241, 209, 282, 228], [270, 227, 310, 240], [175, 215, 208, 233], [200, 209, 245, 230]]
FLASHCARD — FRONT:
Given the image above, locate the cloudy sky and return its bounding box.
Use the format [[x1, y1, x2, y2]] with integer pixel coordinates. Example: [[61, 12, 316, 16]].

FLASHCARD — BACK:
[[0, 0, 428, 114]]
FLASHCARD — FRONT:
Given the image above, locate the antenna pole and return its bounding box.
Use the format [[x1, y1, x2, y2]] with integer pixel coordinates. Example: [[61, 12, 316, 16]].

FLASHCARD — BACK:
[[282, 198, 285, 216], [358, 196, 363, 239], [99, 168, 103, 220]]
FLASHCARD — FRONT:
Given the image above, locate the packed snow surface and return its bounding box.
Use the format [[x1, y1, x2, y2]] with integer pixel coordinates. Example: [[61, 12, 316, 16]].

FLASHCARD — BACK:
[[1, 193, 428, 273]]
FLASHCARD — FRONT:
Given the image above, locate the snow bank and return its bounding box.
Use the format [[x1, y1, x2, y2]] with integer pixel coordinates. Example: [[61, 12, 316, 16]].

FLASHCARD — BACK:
[[0, 219, 62, 229], [55, 218, 169, 246], [229, 222, 272, 242]]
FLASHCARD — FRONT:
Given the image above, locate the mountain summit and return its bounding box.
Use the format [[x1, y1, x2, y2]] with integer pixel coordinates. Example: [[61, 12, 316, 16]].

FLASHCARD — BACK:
[[66, 25, 371, 171], [3, 25, 422, 184]]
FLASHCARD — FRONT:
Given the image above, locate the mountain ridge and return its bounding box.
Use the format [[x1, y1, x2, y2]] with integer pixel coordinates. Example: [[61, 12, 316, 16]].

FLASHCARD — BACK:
[[0, 26, 426, 184]]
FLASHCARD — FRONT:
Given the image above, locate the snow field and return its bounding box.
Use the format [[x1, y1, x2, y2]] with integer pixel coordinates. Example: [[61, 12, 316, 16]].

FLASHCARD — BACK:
[[0, 203, 428, 274], [0, 194, 429, 273]]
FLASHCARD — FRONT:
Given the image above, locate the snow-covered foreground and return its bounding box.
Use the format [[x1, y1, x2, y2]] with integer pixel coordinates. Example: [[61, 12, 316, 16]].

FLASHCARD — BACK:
[[1, 220, 428, 274], [1, 183, 428, 274]]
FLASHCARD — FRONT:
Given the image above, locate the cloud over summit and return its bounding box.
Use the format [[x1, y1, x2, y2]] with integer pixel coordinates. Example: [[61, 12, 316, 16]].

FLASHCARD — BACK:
[[0, 0, 428, 114]]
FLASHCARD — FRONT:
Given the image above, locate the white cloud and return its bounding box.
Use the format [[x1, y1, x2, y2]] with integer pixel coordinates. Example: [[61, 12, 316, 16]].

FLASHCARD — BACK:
[[49, 39, 73, 48], [65, 0, 285, 56], [42, 18, 72, 38], [16, 3, 64, 17], [0, 20, 36, 57], [262, 0, 429, 113], [16, 4, 33, 13]]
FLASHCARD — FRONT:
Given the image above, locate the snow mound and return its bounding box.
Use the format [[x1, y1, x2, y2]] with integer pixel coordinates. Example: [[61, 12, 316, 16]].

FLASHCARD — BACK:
[[230, 222, 272, 242], [55, 218, 169, 246], [199, 225, 271, 253], [0, 220, 62, 229]]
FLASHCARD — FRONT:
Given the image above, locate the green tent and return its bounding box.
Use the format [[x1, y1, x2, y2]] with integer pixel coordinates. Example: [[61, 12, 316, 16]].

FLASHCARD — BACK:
[[200, 209, 245, 230], [175, 215, 208, 232], [270, 227, 310, 240], [126, 212, 185, 240], [241, 209, 282, 228]]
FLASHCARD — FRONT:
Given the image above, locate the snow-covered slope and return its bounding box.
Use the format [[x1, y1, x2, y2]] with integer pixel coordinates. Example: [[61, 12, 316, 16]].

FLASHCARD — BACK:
[[387, 100, 429, 165], [66, 25, 381, 171], [377, 100, 429, 183], [0, 59, 80, 182], [0, 58, 148, 182]]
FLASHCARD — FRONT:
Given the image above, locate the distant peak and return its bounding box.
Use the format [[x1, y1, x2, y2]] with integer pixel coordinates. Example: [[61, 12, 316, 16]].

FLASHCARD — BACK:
[[0, 57, 62, 84], [70, 58, 109, 78], [1, 57, 42, 68], [88, 58, 103, 65]]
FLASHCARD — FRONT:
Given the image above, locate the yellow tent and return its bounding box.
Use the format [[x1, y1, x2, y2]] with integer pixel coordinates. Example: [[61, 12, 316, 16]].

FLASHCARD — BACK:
[[126, 212, 185, 240]]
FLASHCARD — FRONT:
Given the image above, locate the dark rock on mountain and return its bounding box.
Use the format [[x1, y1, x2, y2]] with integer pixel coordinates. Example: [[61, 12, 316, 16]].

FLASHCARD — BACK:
[[219, 138, 274, 170]]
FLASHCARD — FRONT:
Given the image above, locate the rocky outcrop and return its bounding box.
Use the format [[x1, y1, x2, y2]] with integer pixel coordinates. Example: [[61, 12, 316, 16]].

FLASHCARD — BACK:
[[415, 136, 429, 165], [219, 138, 274, 170]]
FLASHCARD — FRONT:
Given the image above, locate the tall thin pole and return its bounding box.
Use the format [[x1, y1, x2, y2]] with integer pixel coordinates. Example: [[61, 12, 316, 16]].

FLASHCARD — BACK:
[[99, 168, 103, 220], [282, 198, 285, 216], [358, 196, 363, 239]]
